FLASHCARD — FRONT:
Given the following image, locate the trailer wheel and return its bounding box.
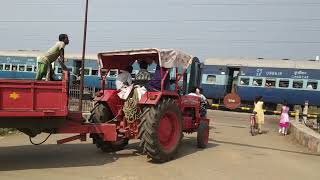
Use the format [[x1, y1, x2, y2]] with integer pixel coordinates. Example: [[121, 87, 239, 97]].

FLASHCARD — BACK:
[[90, 103, 128, 152], [139, 99, 183, 162], [197, 121, 209, 148]]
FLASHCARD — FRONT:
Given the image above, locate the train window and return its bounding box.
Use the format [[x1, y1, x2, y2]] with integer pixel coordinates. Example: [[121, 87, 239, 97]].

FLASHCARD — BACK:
[[57, 67, 62, 73], [293, 80, 303, 89], [4, 64, 10, 71], [0, 64, 3, 70], [26, 65, 33, 72], [34, 66, 37, 72], [206, 75, 216, 83], [108, 70, 117, 77], [18, 65, 25, 71], [240, 77, 250, 86], [84, 68, 90, 75], [131, 73, 136, 79], [91, 69, 98, 76], [279, 79, 289, 88], [67, 68, 73, 72], [54, 66, 58, 74], [307, 81, 317, 90], [252, 78, 262, 86], [11, 65, 18, 71], [266, 79, 276, 88]]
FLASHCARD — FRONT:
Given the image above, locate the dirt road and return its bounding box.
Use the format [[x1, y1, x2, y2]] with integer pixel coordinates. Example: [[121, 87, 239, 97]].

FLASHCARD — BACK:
[[0, 110, 319, 180]]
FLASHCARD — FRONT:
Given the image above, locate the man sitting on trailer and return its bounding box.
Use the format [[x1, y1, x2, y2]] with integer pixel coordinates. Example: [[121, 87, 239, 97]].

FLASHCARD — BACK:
[[35, 34, 69, 81]]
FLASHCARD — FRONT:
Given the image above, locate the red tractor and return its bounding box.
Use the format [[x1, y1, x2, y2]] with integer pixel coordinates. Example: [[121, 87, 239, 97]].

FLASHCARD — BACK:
[[0, 48, 210, 162]]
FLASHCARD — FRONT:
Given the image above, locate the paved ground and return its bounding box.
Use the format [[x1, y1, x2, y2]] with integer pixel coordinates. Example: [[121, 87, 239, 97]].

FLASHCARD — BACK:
[[0, 110, 319, 180]]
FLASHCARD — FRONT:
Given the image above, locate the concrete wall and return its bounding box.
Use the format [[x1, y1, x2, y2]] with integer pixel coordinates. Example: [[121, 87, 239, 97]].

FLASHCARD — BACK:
[[290, 120, 320, 153]]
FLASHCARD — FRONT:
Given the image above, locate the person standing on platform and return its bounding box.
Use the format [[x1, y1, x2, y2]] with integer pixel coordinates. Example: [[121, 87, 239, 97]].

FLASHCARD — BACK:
[[253, 96, 265, 134]]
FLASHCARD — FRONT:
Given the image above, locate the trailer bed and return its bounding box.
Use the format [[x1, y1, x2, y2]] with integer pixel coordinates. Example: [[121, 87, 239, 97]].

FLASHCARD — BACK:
[[0, 79, 68, 116]]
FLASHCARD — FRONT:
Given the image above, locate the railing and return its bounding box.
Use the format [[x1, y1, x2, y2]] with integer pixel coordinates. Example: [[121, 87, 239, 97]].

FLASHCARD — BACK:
[[68, 85, 98, 112]]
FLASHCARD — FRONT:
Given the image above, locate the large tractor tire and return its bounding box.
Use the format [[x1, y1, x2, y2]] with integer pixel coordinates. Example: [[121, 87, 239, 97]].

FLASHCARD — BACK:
[[138, 99, 183, 162], [197, 121, 209, 148], [89, 103, 128, 152], [89, 103, 114, 123]]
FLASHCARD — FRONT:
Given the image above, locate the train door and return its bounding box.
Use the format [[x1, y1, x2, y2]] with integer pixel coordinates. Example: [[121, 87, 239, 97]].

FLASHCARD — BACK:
[[225, 67, 240, 94]]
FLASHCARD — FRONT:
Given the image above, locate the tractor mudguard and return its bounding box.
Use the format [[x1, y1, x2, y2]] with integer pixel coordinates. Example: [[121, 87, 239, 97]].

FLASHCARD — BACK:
[[139, 91, 179, 105], [93, 90, 118, 102], [139, 92, 162, 105], [93, 90, 123, 117]]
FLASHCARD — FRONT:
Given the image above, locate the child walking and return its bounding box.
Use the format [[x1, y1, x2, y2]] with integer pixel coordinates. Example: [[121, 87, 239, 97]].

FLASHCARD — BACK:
[[253, 96, 265, 134], [279, 101, 290, 135]]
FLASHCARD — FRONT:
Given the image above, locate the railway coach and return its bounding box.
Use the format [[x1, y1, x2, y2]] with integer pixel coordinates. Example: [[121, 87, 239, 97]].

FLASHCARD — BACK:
[[201, 58, 320, 111]]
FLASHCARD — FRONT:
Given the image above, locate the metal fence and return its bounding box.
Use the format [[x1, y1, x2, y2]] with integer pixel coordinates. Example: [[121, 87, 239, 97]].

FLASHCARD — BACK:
[[68, 86, 98, 112]]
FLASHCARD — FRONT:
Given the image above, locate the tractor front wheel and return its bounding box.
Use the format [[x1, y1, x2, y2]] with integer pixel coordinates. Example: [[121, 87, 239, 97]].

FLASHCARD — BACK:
[[89, 103, 128, 152], [139, 99, 183, 162], [92, 134, 129, 153]]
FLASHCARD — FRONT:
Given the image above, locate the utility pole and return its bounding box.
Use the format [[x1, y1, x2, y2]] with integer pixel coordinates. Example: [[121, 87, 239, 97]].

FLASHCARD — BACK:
[[79, 0, 89, 112]]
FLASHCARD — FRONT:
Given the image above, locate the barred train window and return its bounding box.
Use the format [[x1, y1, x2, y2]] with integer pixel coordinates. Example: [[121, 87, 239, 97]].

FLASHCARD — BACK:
[[279, 79, 289, 88], [293, 80, 303, 89], [206, 75, 216, 83], [5, 64, 10, 70], [18, 65, 25, 71], [252, 78, 262, 86], [240, 78, 250, 86], [11, 65, 17, 71], [307, 81, 317, 90], [91, 69, 98, 76], [108, 70, 117, 77], [84, 68, 90, 75], [0, 64, 3, 70], [26, 65, 33, 72], [266, 79, 276, 87]]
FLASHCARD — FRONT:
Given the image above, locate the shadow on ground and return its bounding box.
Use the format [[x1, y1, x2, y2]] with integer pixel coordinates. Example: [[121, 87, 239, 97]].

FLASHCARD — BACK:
[[0, 135, 218, 171], [213, 139, 320, 157], [0, 143, 120, 171]]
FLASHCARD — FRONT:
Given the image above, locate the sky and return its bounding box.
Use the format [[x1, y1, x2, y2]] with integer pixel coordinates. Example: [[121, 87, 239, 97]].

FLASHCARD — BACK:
[[0, 0, 319, 60]]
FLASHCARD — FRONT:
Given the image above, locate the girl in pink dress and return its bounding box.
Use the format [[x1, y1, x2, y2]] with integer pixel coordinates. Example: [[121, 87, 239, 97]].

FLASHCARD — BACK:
[[279, 101, 290, 135]]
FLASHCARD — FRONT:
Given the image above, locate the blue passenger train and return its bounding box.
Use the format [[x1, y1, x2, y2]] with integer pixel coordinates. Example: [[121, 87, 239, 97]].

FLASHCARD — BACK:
[[201, 58, 320, 109], [0, 51, 202, 93], [0, 51, 103, 87]]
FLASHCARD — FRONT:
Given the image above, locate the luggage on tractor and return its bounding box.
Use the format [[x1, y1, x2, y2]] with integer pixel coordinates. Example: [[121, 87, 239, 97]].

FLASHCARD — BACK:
[[0, 48, 210, 162]]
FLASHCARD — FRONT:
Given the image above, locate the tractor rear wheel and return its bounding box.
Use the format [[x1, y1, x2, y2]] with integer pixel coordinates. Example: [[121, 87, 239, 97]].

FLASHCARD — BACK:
[[197, 121, 209, 148], [90, 103, 128, 152], [139, 99, 183, 162]]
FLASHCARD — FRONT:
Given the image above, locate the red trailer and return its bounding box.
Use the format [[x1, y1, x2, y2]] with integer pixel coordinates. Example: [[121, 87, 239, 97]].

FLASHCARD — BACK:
[[0, 49, 210, 162], [0, 71, 117, 144]]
